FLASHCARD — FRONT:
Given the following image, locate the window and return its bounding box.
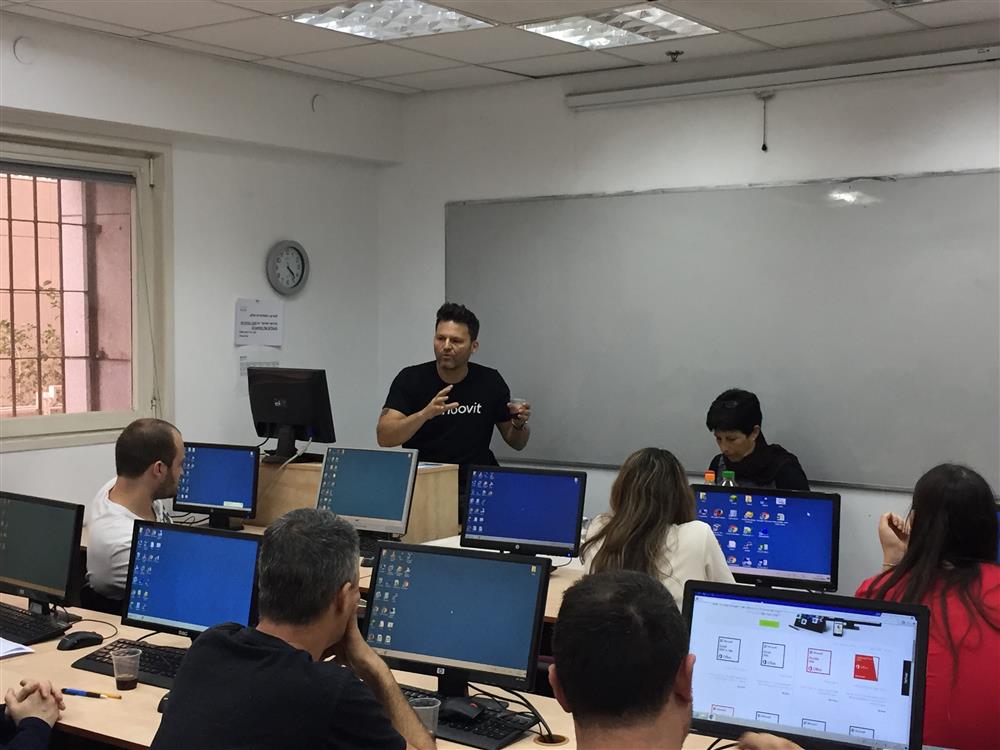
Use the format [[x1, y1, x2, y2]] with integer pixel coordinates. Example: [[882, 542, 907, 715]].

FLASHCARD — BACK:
[[0, 139, 167, 451]]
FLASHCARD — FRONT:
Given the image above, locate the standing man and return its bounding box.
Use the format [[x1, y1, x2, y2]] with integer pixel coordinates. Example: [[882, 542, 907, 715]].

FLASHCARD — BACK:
[[86, 418, 182, 600], [378, 303, 530, 523]]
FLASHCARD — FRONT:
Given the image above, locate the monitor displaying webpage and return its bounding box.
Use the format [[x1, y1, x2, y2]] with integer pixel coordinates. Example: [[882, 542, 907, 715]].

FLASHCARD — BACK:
[[689, 590, 920, 750], [696, 488, 835, 585]]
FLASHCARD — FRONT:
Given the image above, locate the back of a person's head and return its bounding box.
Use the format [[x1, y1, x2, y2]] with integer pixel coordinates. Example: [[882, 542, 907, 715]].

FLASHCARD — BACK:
[[585, 448, 694, 579], [258, 508, 359, 625], [908, 463, 997, 567], [552, 570, 689, 727], [115, 418, 180, 478], [706, 388, 762, 435], [436, 302, 480, 341]]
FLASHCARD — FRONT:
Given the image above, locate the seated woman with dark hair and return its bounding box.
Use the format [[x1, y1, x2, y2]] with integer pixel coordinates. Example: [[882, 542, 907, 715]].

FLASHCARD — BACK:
[[581, 447, 734, 609], [856, 464, 1000, 750]]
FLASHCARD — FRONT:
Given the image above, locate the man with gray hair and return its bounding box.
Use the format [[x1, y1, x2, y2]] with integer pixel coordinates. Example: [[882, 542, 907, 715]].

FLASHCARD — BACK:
[[151, 508, 434, 750]]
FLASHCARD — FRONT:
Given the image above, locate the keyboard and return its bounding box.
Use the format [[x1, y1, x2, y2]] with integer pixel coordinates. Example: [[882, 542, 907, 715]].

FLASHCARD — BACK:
[[0, 602, 70, 646], [400, 685, 539, 750], [71, 638, 187, 689]]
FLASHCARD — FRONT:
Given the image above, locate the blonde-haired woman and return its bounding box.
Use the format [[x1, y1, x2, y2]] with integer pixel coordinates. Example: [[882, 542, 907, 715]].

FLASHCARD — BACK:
[[581, 447, 734, 608]]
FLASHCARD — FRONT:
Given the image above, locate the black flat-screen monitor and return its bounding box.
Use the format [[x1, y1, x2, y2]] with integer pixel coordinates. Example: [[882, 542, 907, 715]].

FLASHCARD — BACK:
[[364, 543, 550, 697], [0, 492, 83, 616], [683, 581, 929, 750], [172, 442, 260, 529], [121, 522, 260, 639], [316, 446, 419, 536], [692, 484, 841, 591], [247, 367, 335, 462], [461, 466, 587, 557]]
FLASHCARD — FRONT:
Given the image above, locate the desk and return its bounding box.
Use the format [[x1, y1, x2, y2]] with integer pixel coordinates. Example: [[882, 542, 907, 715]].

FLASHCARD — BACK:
[[251, 461, 460, 544]]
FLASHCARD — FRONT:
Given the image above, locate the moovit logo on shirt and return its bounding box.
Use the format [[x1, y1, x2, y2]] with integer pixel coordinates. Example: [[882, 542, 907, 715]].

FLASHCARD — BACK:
[[445, 402, 483, 415]]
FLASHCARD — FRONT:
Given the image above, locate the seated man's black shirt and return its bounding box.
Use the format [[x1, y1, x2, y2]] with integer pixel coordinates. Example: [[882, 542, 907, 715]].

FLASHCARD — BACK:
[[383, 361, 512, 488], [150, 623, 404, 750], [0, 706, 50, 750], [709, 435, 810, 491]]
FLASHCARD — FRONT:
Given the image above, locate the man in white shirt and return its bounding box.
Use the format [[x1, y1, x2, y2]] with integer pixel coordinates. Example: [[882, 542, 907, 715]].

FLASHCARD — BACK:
[[86, 418, 184, 599], [549, 570, 801, 750]]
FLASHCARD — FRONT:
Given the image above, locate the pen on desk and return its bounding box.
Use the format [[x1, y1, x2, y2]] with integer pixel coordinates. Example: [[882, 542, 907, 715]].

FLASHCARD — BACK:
[[62, 688, 122, 700]]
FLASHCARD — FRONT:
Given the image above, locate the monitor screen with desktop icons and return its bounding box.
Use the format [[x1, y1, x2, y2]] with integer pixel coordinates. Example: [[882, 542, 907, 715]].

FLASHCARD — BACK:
[[462, 466, 587, 557], [315, 447, 419, 536], [691, 484, 841, 591], [173, 442, 260, 526], [122, 522, 261, 637], [364, 543, 550, 696], [683, 581, 929, 750]]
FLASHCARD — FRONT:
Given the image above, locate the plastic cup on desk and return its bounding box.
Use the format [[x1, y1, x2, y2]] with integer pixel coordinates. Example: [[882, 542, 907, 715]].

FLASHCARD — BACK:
[[409, 696, 441, 736], [111, 647, 141, 691]]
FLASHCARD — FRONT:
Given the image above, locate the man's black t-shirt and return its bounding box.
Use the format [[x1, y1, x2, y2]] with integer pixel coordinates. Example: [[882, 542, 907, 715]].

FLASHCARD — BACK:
[[150, 624, 404, 750], [383, 361, 512, 480]]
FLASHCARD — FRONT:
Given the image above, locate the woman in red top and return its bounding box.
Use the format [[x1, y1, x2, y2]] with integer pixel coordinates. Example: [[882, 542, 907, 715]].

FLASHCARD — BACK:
[[856, 464, 1000, 750]]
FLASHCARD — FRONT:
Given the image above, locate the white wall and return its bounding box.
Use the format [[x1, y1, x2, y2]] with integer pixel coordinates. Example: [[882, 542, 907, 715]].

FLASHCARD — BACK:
[[376, 65, 999, 593]]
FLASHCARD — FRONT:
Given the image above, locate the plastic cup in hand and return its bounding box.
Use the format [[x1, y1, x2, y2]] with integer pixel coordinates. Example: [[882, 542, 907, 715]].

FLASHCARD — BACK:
[[111, 647, 141, 690], [409, 696, 441, 736], [508, 397, 528, 416]]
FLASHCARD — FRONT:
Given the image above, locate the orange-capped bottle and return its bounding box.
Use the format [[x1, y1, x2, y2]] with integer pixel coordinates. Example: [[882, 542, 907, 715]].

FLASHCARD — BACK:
[[704, 470, 716, 484]]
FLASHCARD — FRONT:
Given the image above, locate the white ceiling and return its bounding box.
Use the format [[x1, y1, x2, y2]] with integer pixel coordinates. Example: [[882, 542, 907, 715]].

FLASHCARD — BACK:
[[1, 0, 998, 94]]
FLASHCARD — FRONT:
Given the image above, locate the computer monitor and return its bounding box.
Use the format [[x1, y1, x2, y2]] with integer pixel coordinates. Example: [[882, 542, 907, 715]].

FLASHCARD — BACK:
[[364, 543, 550, 697], [247, 367, 335, 463], [121, 522, 260, 638], [682, 581, 929, 750], [316, 447, 419, 536], [461, 466, 587, 557], [172, 442, 260, 530], [692, 484, 841, 591], [0, 492, 83, 617]]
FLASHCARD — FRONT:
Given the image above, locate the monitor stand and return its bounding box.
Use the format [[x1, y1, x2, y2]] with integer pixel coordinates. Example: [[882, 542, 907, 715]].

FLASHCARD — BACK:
[[436, 670, 472, 699], [27, 598, 81, 624], [207, 511, 244, 531], [359, 531, 394, 567], [261, 426, 324, 464]]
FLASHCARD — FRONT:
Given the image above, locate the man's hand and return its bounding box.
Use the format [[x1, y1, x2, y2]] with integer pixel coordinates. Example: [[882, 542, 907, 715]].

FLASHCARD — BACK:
[[420, 385, 460, 421], [327, 609, 382, 680], [737, 732, 804, 750], [15, 680, 65, 710], [877, 511, 910, 565], [507, 400, 531, 428], [5, 682, 62, 728]]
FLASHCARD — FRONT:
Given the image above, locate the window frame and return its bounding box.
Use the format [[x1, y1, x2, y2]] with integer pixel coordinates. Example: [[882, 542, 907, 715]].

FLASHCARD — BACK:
[[0, 136, 171, 451]]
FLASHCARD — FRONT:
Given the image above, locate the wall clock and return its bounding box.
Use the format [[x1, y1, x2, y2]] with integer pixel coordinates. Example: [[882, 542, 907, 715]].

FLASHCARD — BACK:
[[265, 240, 309, 296]]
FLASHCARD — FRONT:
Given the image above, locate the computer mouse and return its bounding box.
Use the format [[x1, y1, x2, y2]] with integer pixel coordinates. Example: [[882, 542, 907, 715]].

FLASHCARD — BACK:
[[57, 631, 104, 651], [157, 692, 170, 714], [440, 696, 484, 721]]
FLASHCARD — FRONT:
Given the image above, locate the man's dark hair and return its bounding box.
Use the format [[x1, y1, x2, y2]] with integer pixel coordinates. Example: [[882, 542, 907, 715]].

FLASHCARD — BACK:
[[706, 388, 762, 435], [258, 508, 360, 625], [552, 570, 689, 726], [436, 302, 480, 341], [115, 418, 180, 478]]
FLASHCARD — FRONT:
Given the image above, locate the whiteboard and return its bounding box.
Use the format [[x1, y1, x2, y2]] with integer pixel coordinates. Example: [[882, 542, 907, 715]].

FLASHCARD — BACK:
[[445, 172, 1000, 489]]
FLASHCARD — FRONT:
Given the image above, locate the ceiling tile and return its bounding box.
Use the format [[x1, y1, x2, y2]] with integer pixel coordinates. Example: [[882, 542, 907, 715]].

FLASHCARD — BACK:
[[895, 0, 1000, 28], [492, 50, 635, 76], [218, 0, 331, 13], [171, 15, 365, 56], [394, 26, 579, 63], [660, 0, 882, 31], [288, 43, 456, 77], [29, 0, 257, 34], [741, 10, 920, 47], [1, 3, 148, 35], [143, 33, 265, 60], [256, 57, 358, 80], [380, 64, 527, 89], [438, 1, 624, 24], [606, 31, 772, 63], [354, 78, 421, 93]]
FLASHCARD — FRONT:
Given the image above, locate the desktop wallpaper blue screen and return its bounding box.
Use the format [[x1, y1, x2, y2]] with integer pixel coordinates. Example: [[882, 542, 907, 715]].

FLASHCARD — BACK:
[[367, 549, 544, 673], [126, 525, 258, 631], [699, 489, 836, 582]]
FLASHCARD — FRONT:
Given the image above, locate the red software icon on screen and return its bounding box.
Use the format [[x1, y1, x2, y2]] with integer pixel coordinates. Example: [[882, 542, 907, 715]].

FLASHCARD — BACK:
[[853, 654, 879, 681]]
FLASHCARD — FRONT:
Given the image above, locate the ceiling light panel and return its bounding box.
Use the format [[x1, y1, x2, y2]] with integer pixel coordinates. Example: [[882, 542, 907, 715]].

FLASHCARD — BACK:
[[519, 3, 717, 50], [284, 0, 491, 41]]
